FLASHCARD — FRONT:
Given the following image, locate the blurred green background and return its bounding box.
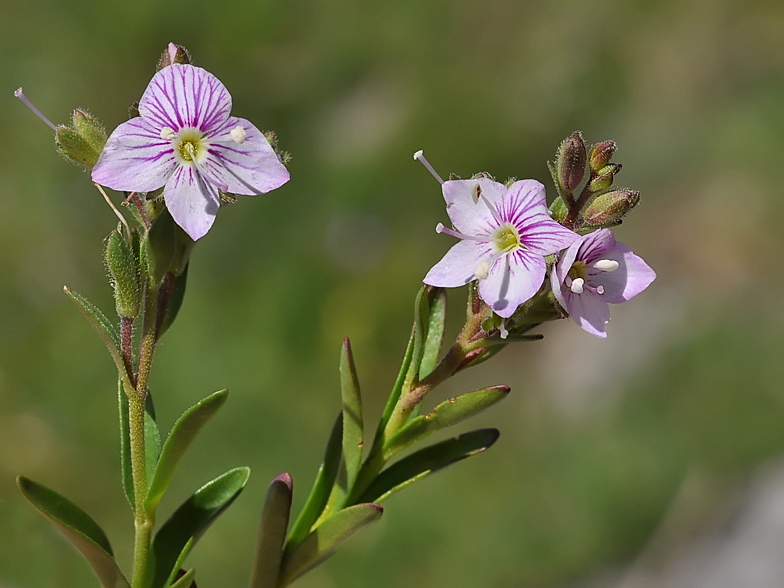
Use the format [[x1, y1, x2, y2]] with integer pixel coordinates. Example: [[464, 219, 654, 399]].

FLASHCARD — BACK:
[[2, 0, 784, 586]]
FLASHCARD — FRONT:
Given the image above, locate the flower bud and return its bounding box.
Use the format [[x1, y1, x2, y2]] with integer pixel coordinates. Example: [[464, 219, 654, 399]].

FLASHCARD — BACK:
[[555, 131, 587, 194], [157, 43, 192, 70], [589, 141, 616, 172], [549, 196, 568, 224], [583, 189, 640, 227], [105, 229, 141, 319], [142, 210, 177, 287], [587, 163, 621, 193], [55, 110, 107, 169]]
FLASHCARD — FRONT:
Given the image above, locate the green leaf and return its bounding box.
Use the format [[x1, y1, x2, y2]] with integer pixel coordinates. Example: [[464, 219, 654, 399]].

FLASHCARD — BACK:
[[167, 568, 195, 588], [372, 324, 415, 449], [64, 287, 125, 374], [149, 467, 250, 588], [357, 429, 500, 504], [383, 386, 509, 459], [286, 413, 342, 550], [17, 476, 130, 588], [163, 538, 193, 588], [249, 473, 293, 588], [419, 287, 446, 380], [145, 389, 228, 513], [158, 264, 189, 339], [119, 382, 162, 509], [278, 503, 383, 587], [339, 338, 363, 497]]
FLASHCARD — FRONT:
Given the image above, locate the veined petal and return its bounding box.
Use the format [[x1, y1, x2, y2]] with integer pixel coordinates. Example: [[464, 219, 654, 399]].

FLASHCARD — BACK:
[[139, 64, 232, 134], [479, 249, 545, 318], [91, 117, 176, 192], [576, 228, 616, 264], [204, 117, 290, 195], [597, 242, 656, 303], [164, 165, 220, 241], [424, 240, 492, 288], [499, 180, 548, 225], [565, 292, 610, 338], [520, 214, 579, 256], [441, 179, 506, 236]]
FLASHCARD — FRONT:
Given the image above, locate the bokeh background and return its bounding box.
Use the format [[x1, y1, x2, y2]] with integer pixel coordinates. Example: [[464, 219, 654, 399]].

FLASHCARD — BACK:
[[3, 0, 784, 587]]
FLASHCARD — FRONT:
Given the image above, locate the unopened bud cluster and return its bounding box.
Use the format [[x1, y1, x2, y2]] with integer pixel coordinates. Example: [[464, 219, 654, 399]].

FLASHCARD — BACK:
[[56, 109, 107, 169], [548, 131, 639, 232]]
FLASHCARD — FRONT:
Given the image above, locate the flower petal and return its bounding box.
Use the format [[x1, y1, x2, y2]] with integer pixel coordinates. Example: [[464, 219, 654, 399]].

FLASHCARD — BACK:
[[596, 242, 656, 303], [565, 292, 610, 338], [164, 165, 220, 241], [479, 249, 545, 318], [424, 240, 492, 287], [498, 180, 548, 224], [139, 64, 232, 134], [204, 117, 290, 195], [441, 179, 506, 236], [91, 117, 176, 192]]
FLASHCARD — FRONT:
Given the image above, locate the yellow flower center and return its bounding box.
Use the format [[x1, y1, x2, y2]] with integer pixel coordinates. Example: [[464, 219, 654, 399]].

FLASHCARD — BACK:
[[493, 224, 522, 252], [567, 261, 587, 281], [173, 128, 209, 166]]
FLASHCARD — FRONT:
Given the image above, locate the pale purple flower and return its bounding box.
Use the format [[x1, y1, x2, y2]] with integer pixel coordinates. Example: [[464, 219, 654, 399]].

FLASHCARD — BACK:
[[551, 228, 656, 338], [92, 62, 289, 240], [424, 177, 579, 318]]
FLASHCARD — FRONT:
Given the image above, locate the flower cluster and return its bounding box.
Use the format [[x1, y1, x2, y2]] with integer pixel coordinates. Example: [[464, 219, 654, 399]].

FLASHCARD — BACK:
[[418, 141, 655, 338]]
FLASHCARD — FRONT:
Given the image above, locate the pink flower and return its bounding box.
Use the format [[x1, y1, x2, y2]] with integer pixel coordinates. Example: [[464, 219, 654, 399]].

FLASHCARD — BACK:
[[424, 177, 579, 318], [551, 229, 656, 337], [92, 63, 289, 240]]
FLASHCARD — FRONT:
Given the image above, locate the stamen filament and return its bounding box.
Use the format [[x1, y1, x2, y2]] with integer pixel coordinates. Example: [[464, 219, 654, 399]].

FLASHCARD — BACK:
[[14, 88, 57, 131], [414, 150, 444, 184], [479, 193, 503, 224], [436, 223, 487, 242]]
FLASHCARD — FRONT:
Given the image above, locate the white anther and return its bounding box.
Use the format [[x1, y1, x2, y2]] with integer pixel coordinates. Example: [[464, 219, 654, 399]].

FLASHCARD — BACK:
[[596, 285, 605, 294], [160, 126, 176, 140], [472, 183, 482, 204], [570, 277, 584, 294], [435, 222, 445, 234], [474, 262, 490, 280], [230, 125, 246, 144], [499, 320, 509, 340], [594, 259, 619, 272], [414, 150, 444, 185]]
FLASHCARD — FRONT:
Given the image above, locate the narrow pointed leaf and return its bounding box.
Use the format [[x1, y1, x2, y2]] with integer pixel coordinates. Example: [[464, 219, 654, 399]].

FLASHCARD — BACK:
[[158, 264, 189, 339], [249, 473, 293, 588], [167, 568, 195, 588], [145, 389, 228, 512], [357, 429, 500, 503], [372, 324, 415, 449], [419, 287, 446, 379], [383, 386, 509, 459], [17, 476, 130, 588], [286, 414, 342, 550], [149, 467, 250, 588], [278, 503, 383, 587], [65, 287, 125, 375], [119, 382, 163, 509], [163, 538, 193, 588], [338, 338, 363, 499]]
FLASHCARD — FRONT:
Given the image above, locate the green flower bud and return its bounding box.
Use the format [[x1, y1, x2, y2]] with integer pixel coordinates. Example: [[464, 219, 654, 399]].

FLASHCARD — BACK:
[[554, 131, 587, 194], [105, 229, 141, 319], [583, 189, 640, 227], [71, 109, 107, 154], [587, 163, 621, 193], [549, 196, 568, 224], [588, 140, 616, 172], [157, 43, 192, 70], [142, 210, 177, 287]]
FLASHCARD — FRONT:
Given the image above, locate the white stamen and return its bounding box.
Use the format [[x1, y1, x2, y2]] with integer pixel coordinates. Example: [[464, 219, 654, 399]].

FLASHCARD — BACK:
[[15, 87, 57, 131], [570, 277, 585, 294], [414, 150, 444, 185], [499, 320, 509, 339], [596, 285, 605, 294], [160, 126, 176, 140], [474, 262, 490, 280], [480, 193, 503, 224], [436, 224, 488, 242], [436, 222, 445, 234], [230, 125, 246, 144], [593, 259, 619, 272]]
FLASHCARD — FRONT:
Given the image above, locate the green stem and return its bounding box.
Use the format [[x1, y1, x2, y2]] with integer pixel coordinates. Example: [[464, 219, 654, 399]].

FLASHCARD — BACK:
[[129, 279, 160, 588]]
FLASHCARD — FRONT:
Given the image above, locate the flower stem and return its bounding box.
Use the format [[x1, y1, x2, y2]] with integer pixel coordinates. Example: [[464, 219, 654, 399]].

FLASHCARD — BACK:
[[129, 278, 161, 588]]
